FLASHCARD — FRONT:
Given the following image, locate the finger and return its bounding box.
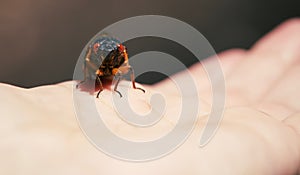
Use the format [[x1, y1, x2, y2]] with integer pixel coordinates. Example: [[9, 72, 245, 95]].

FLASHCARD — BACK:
[[151, 49, 246, 117], [251, 18, 300, 64], [190, 49, 246, 107], [252, 18, 300, 115], [226, 18, 300, 106], [189, 48, 246, 88], [153, 49, 246, 107]]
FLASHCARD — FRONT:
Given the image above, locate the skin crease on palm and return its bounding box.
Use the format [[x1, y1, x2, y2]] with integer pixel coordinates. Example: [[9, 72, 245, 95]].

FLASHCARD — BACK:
[[0, 18, 300, 175]]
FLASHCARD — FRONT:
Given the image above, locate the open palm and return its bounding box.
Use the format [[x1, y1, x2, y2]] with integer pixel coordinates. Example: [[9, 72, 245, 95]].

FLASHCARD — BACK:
[[0, 19, 299, 175]]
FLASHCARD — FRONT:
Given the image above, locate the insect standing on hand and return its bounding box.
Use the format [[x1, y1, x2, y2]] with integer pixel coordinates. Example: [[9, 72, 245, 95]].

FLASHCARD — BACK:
[[76, 36, 145, 98]]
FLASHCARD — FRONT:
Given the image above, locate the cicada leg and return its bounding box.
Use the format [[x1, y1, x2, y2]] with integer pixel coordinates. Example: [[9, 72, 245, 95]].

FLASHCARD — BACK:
[[128, 66, 145, 93], [77, 63, 89, 88], [77, 46, 99, 88], [96, 76, 104, 98], [113, 70, 123, 98]]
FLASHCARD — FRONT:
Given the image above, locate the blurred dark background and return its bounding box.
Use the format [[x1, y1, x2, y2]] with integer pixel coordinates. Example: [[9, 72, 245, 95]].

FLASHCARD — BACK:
[[0, 0, 299, 87]]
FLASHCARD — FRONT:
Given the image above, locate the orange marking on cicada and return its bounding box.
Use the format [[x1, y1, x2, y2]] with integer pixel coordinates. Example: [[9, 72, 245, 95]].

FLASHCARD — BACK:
[[112, 68, 119, 75], [96, 69, 103, 76]]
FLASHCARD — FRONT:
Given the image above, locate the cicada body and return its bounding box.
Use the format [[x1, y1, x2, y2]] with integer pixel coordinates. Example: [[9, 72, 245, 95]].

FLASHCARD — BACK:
[[77, 35, 145, 98]]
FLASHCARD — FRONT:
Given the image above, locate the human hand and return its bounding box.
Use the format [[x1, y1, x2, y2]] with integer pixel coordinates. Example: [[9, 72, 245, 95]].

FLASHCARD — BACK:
[[0, 19, 299, 175]]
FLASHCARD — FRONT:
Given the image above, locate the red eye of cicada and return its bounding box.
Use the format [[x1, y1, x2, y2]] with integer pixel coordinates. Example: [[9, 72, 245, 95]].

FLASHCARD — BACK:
[[93, 43, 100, 54], [118, 44, 126, 53]]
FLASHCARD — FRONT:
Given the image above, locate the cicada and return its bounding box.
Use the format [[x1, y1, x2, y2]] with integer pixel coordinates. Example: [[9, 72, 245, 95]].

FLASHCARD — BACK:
[[77, 35, 145, 98]]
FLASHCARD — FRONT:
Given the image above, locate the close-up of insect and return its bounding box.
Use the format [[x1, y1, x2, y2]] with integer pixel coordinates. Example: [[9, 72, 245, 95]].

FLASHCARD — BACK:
[[76, 35, 145, 98]]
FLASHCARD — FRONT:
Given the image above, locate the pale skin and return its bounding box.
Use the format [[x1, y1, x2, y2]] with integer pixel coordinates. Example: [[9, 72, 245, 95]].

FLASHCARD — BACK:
[[0, 18, 300, 175]]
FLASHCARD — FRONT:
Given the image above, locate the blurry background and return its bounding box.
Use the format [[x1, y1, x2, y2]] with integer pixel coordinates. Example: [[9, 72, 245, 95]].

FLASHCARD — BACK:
[[0, 0, 299, 87]]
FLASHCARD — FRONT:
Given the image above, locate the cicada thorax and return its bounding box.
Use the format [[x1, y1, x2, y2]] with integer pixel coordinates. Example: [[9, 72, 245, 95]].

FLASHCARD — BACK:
[[98, 47, 126, 76]]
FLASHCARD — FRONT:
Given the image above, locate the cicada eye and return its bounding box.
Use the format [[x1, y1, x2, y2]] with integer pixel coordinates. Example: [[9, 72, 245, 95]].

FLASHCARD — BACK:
[[118, 44, 126, 53], [93, 43, 100, 53]]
